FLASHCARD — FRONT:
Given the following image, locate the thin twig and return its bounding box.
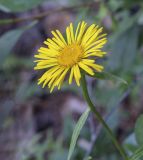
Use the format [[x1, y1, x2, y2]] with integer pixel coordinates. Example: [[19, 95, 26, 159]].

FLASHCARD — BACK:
[[0, 2, 99, 25]]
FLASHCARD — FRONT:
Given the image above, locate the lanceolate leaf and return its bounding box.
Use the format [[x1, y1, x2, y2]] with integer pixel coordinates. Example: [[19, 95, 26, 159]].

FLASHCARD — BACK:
[[0, 21, 37, 65], [0, 0, 45, 12], [135, 114, 143, 146], [67, 108, 90, 160], [92, 71, 128, 86], [0, 30, 23, 63], [107, 25, 139, 72], [130, 145, 143, 160]]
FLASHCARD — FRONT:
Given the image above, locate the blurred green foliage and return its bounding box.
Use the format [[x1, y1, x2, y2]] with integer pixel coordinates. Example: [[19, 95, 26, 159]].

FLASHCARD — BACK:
[[0, 0, 46, 12], [135, 115, 143, 146]]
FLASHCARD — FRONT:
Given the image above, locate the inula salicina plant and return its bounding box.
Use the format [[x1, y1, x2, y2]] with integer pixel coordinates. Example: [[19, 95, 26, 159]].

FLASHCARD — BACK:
[[34, 21, 128, 160], [34, 21, 141, 160], [0, 0, 143, 160]]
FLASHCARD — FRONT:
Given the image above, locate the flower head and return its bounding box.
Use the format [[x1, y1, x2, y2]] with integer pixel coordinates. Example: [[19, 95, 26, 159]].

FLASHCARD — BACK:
[[34, 21, 107, 92]]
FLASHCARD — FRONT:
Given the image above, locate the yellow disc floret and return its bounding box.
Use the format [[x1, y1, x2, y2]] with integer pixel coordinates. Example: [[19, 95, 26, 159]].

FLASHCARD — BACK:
[[58, 44, 83, 67]]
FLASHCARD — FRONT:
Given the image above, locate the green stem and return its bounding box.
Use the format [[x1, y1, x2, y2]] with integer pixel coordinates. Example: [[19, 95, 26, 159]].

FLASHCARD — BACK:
[[81, 73, 129, 160]]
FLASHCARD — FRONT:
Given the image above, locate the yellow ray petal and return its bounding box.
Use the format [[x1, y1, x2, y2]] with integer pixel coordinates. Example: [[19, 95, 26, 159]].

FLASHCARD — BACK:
[[56, 30, 67, 45], [84, 38, 107, 51], [51, 31, 66, 47], [82, 60, 104, 72], [69, 23, 75, 43], [83, 52, 106, 58], [66, 27, 71, 45], [81, 24, 97, 45], [44, 40, 59, 51], [55, 67, 69, 86], [48, 67, 65, 88], [38, 47, 59, 57], [76, 21, 87, 43], [38, 66, 59, 86], [52, 38, 65, 48], [69, 67, 74, 84], [79, 62, 94, 75], [73, 65, 81, 86], [34, 63, 57, 70], [84, 27, 103, 48], [34, 54, 49, 59], [75, 22, 81, 40]]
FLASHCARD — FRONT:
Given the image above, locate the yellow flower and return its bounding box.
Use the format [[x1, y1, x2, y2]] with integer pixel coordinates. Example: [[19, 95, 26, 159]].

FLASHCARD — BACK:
[[34, 21, 107, 92]]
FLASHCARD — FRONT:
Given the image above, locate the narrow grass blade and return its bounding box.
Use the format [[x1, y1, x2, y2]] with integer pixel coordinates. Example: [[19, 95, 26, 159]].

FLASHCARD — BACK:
[[130, 145, 143, 160], [67, 108, 90, 160]]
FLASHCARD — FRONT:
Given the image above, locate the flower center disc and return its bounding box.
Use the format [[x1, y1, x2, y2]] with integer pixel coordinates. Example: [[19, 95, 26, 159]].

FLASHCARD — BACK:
[[58, 44, 83, 67]]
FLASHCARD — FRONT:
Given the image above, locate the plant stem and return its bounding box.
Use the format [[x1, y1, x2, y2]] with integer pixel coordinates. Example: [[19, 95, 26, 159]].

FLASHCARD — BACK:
[[81, 73, 129, 160]]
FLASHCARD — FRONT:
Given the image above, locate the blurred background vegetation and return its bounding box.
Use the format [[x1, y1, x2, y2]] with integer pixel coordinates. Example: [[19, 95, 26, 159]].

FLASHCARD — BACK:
[[0, 0, 143, 160]]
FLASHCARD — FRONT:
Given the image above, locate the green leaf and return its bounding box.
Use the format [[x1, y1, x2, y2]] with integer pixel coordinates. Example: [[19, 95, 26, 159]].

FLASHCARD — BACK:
[[107, 23, 139, 72], [0, 0, 45, 12], [124, 0, 143, 8], [0, 21, 37, 65], [0, 30, 23, 64], [92, 72, 128, 86], [130, 145, 143, 160], [87, 156, 92, 160], [108, 0, 123, 12], [67, 108, 90, 160], [135, 114, 143, 146], [124, 133, 138, 154]]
